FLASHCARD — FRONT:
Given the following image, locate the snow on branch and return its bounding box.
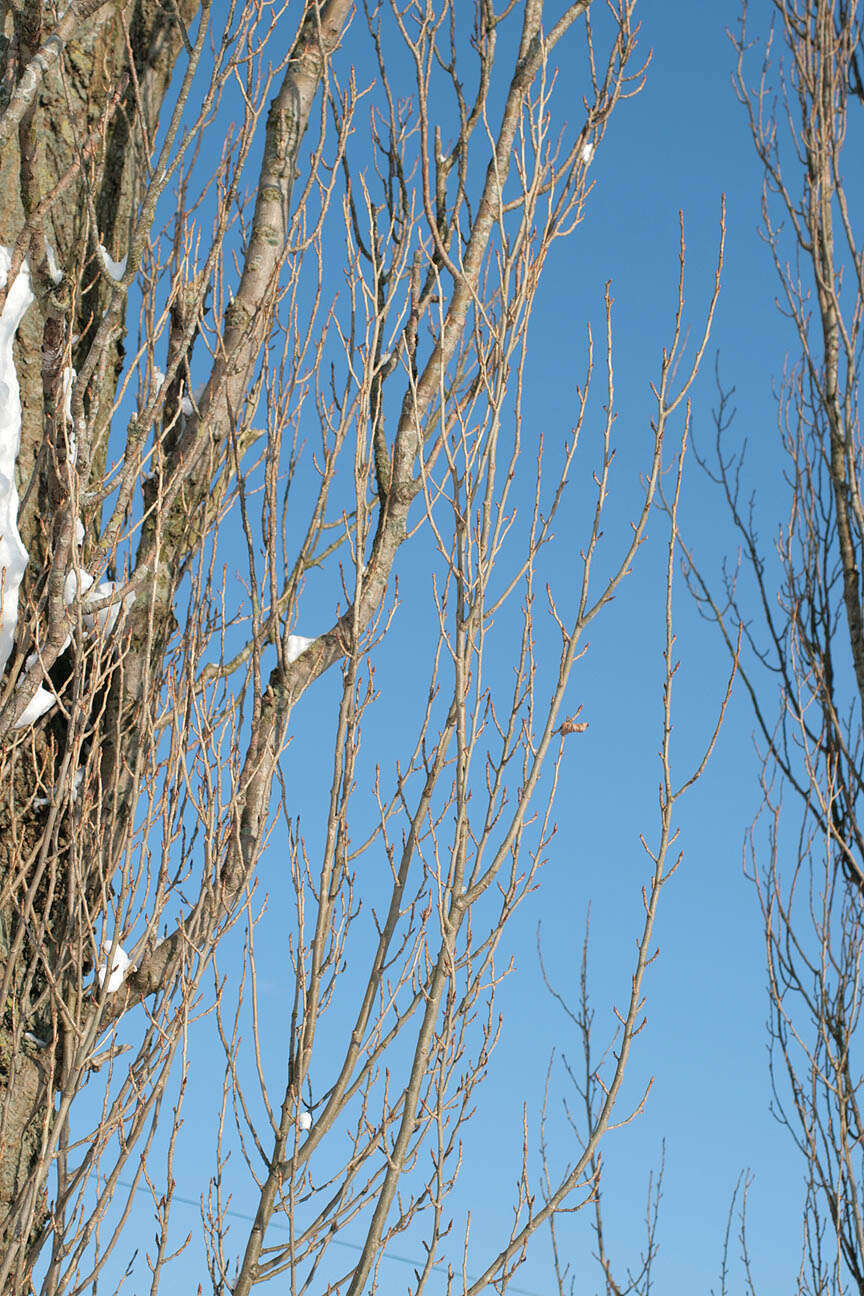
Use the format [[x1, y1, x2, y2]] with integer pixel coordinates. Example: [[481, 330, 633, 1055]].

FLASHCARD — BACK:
[[179, 382, 206, 415], [45, 242, 63, 285], [13, 686, 56, 729], [97, 938, 132, 993], [97, 243, 127, 282], [83, 580, 136, 635], [286, 634, 315, 663], [0, 247, 33, 678]]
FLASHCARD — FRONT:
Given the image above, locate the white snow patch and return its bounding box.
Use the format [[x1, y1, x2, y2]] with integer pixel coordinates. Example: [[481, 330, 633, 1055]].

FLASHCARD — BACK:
[[83, 580, 135, 635], [45, 242, 63, 285], [13, 686, 55, 728], [580, 141, 594, 166], [62, 365, 76, 455], [97, 937, 131, 993], [0, 247, 33, 677], [62, 569, 134, 640], [180, 382, 206, 415], [152, 369, 165, 393], [75, 518, 85, 546], [64, 567, 94, 605], [286, 634, 314, 663], [97, 244, 127, 282], [62, 366, 75, 418], [298, 1110, 312, 1132]]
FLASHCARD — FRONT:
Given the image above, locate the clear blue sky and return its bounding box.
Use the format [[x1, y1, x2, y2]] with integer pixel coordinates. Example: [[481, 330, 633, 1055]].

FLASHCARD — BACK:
[[81, 3, 817, 1291]]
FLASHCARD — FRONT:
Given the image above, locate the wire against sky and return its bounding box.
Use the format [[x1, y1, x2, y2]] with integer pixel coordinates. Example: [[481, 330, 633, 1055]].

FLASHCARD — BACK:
[[119, 1181, 545, 1296]]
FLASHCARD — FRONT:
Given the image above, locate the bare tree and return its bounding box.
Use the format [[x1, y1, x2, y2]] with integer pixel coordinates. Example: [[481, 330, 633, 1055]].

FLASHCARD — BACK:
[[682, 2, 864, 1290], [0, 1, 724, 1292]]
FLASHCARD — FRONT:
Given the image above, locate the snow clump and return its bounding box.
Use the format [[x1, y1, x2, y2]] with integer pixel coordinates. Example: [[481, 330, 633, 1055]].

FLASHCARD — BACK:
[[97, 938, 132, 993], [97, 244, 127, 282], [13, 686, 56, 729], [0, 247, 33, 677], [180, 383, 206, 415], [286, 635, 315, 663], [83, 581, 136, 635], [44, 243, 63, 285], [64, 568, 95, 605]]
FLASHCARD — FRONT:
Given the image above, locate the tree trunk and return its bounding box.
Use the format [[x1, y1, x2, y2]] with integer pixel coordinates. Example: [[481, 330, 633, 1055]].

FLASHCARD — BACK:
[[0, 0, 198, 1275]]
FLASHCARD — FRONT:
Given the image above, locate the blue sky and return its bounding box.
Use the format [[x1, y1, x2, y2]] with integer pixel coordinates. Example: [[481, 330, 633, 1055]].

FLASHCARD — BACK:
[[75, 2, 836, 1291]]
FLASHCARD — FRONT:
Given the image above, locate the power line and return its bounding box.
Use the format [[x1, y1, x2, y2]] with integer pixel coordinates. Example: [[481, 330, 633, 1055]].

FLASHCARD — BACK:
[[119, 1181, 545, 1296]]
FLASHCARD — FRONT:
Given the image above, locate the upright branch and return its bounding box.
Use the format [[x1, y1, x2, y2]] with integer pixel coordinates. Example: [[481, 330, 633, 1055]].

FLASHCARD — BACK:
[[681, 3, 864, 1289]]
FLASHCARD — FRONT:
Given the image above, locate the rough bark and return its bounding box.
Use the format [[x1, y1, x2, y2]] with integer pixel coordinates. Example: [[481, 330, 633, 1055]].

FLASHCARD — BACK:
[[0, 0, 199, 1272]]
